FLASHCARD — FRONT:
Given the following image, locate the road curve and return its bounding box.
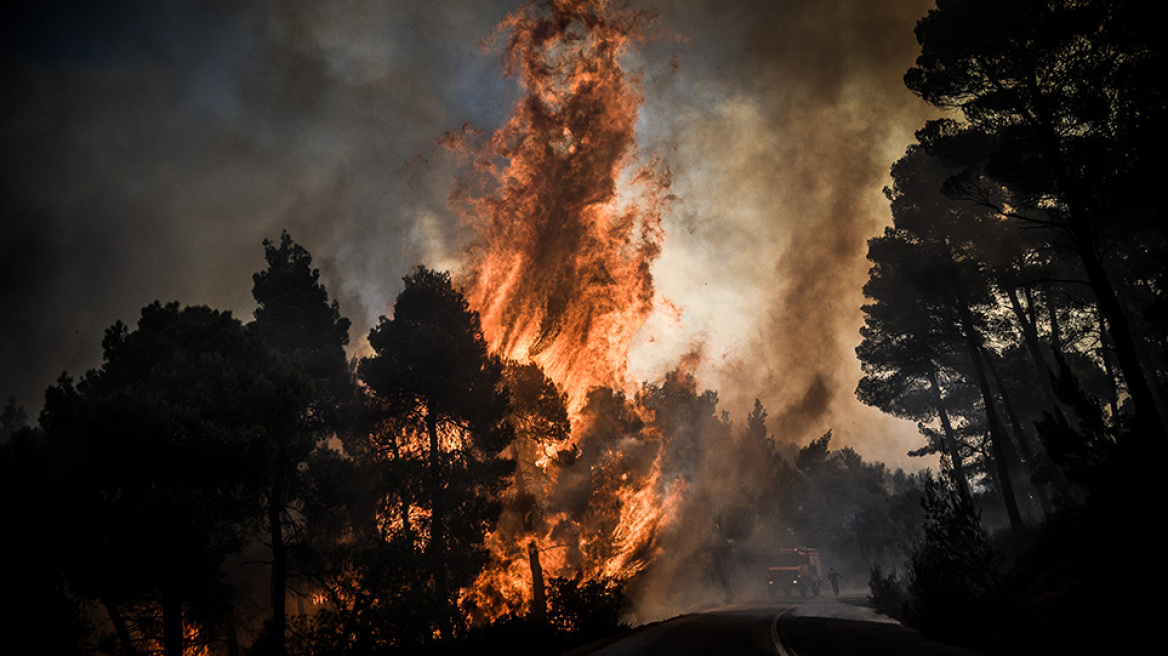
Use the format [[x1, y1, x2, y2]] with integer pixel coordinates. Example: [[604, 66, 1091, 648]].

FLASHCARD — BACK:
[[573, 595, 986, 656]]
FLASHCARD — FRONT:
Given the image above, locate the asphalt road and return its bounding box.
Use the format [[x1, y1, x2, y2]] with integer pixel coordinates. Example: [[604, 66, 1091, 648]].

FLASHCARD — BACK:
[[573, 594, 987, 656]]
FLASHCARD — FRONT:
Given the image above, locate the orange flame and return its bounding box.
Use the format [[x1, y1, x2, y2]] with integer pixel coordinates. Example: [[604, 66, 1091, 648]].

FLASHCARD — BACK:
[[450, 0, 672, 415], [446, 0, 684, 624]]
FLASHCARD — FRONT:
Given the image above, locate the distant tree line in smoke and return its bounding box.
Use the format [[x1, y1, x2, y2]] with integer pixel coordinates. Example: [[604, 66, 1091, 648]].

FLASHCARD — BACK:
[[856, 0, 1163, 652]]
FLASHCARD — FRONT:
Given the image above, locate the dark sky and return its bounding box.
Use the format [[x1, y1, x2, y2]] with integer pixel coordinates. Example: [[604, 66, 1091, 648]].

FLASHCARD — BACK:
[[1, 0, 938, 468]]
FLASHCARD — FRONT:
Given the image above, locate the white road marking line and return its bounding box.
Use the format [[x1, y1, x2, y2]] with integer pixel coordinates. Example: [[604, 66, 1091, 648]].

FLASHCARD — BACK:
[[771, 608, 798, 656]]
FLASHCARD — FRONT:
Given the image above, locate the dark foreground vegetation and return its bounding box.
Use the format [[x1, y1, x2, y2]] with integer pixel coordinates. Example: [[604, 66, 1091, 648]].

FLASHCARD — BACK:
[[0, 230, 622, 656], [860, 1, 1163, 653]]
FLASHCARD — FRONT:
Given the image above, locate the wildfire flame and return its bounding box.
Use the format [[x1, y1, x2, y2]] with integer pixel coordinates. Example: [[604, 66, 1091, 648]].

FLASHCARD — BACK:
[[449, 0, 683, 622], [449, 0, 672, 415]]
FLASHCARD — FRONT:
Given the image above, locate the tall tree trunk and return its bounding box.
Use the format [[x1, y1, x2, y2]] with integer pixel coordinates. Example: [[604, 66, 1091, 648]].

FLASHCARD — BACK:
[[268, 458, 287, 656], [957, 298, 1026, 535], [528, 541, 547, 623], [426, 413, 453, 639], [1094, 303, 1122, 426], [1045, 284, 1068, 371], [388, 434, 416, 545], [984, 352, 1054, 517], [941, 235, 1025, 533], [1005, 285, 1074, 503], [927, 367, 973, 504], [1023, 59, 1166, 443], [102, 598, 137, 656], [1006, 285, 1059, 410], [1074, 234, 1166, 442]]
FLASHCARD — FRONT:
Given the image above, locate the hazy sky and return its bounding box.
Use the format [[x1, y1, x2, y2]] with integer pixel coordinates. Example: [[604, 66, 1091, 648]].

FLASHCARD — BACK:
[[2, 0, 939, 469]]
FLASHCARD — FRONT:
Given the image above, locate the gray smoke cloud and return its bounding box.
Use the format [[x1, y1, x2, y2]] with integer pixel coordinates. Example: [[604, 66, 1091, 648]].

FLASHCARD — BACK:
[[2, 0, 517, 406], [2, 0, 937, 468], [631, 0, 939, 465]]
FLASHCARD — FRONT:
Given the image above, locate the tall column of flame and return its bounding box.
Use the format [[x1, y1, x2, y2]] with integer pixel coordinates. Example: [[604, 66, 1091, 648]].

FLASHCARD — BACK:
[[450, 0, 670, 415], [447, 0, 678, 620]]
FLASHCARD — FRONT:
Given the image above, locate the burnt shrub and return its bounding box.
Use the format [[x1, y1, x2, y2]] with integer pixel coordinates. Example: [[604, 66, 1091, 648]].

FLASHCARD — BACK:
[[547, 574, 628, 643], [907, 476, 1004, 648]]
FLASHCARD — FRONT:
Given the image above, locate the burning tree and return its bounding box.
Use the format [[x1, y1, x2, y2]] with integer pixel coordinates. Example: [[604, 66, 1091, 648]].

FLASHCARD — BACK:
[[250, 231, 353, 656], [358, 267, 514, 640]]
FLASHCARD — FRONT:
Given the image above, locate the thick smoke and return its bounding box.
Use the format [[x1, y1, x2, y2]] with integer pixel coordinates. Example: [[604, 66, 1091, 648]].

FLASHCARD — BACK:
[[629, 0, 939, 462], [1, 0, 520, 409], [4, 0, 936, 468]]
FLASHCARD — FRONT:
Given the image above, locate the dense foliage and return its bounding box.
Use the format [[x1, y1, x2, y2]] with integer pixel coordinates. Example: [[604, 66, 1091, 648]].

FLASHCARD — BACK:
[[858, 0, 1164, 651]]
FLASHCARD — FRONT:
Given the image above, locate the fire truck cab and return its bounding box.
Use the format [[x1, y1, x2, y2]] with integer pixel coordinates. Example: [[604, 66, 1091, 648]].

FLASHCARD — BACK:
[[767, 547, 823, 598]]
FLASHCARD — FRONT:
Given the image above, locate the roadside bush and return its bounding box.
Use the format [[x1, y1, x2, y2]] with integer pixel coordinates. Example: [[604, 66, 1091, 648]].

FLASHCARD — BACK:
[[907, 476, 1003, 648], [867, 564, 907, 619]]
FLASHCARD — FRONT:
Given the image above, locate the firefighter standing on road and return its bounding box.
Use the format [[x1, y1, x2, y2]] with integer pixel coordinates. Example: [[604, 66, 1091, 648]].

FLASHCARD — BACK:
[[827, 568, 842, 596]]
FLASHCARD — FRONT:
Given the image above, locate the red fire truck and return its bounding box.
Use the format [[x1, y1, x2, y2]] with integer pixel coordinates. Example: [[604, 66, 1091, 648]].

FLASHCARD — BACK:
[[767, 547, 823, 598]]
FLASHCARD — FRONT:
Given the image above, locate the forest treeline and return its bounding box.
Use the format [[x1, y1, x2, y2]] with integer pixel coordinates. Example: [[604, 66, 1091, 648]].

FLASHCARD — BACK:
[[0, 231, 925, 656], [857, 0, 1163, 652], [0, 234, 539, 656]]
